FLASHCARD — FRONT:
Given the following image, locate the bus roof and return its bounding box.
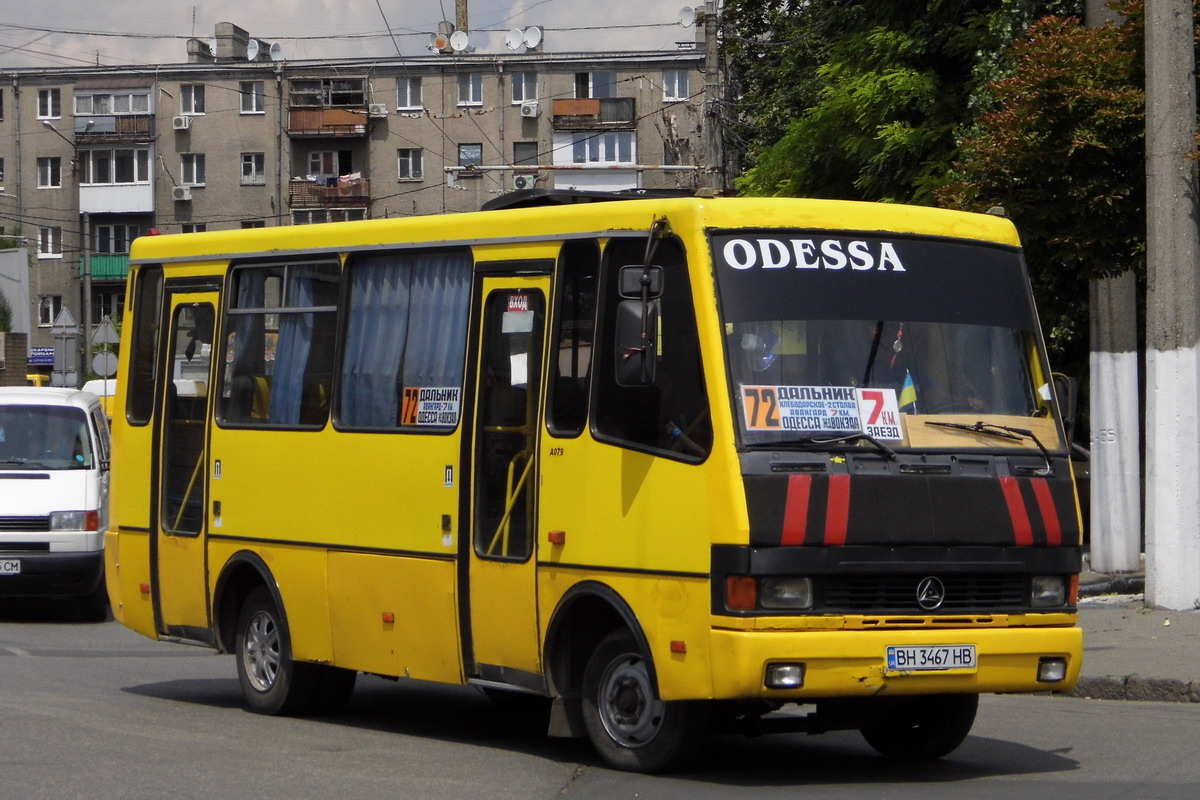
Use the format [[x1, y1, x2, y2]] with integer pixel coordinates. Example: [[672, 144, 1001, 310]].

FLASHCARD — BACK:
[[129, 197, 1021, 265]]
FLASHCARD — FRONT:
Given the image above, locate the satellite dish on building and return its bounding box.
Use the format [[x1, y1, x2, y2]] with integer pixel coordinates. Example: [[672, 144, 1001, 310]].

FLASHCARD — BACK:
[[449, 29, 470, 52], [505, 28, 524, 50], [678, 6, 696, 27], [246, 39, 259, 60], [523, 26, 543, 49], [269, 42, 284, 61]]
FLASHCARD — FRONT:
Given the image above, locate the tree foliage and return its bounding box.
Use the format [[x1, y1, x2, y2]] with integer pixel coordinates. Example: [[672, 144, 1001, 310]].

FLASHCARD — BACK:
[[939, 7, 1147, 368], [726, 0, 1080, 204]]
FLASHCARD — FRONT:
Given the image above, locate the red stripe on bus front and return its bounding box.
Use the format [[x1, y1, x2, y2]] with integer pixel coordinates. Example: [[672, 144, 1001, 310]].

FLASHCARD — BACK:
[[1030, 478, 1062, 546], [824, 474, 851, 546], [999, 476, 1034, 545], [781, 474, 812, 546]]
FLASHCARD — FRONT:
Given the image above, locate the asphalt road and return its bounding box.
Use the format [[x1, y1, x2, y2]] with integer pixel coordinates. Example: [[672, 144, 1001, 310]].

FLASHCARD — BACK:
[[2, 599, 1198, 800]]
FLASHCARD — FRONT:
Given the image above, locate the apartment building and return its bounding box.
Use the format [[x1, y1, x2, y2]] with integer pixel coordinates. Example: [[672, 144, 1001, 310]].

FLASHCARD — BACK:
[[0, 22, 710, 372]]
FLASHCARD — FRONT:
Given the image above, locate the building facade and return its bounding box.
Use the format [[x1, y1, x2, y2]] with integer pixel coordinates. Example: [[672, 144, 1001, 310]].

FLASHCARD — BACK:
[[0, 23, 711, 377]]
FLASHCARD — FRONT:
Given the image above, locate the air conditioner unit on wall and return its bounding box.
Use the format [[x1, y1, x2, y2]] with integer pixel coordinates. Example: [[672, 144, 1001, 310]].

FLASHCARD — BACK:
[[368, 103, 388, 118], [513, 174, 538, 190], [172, 115, 191, 130], [520, 100, 539, 118], [173, 186, 192, 202]]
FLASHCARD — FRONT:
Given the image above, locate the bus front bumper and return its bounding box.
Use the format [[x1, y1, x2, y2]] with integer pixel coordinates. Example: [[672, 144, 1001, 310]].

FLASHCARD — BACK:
[[706, 624, 1083, 699]]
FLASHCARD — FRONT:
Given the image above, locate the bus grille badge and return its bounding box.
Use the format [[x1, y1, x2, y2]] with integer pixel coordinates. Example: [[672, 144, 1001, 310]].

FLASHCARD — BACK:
[[916, 576, 946, 611]]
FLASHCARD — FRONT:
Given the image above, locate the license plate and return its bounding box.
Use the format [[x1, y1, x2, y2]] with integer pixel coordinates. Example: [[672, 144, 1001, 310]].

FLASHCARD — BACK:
[[0, 559, 20, 575], [886, 644, 976, 672]]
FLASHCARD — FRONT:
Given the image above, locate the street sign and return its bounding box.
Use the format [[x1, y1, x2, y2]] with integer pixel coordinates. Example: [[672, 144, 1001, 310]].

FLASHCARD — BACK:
[[92, 350, 118, 378], [50, 307, 81, 336], [91, 315, 121, 346]]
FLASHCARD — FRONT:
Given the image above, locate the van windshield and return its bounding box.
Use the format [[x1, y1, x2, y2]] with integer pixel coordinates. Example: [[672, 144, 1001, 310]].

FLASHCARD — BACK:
[[0, 405, 94, 470], [711, 231, 1062, 452]]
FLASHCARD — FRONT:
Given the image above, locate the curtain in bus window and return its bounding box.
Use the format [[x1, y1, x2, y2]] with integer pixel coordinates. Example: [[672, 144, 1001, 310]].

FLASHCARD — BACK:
[[270, 268, 316, 424], [341, 250, 471, 428], [230, 270, 266, 386]]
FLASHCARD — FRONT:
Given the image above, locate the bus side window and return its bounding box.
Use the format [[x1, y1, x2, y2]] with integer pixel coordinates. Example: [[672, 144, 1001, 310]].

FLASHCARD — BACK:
[[593, 236, 712, 460], [127, 265, 163, 425], [547, 239, 599, 437]]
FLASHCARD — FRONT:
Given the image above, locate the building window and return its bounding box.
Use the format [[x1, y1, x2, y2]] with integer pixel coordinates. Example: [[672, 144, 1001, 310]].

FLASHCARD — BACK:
[[0, 157, 5, 182], [575, 71, 617, 99], [571, 132, 635, 164], [397, 76, 422, 110], [513, 141, 539, 167], [181, 153, 206, 186], [458, 143, 483, 169], [289, 78, 366, 108], [512, 73, 537, 104], [93, 291, 124, 324], [38, 295, 63, 326], [80, 148, 150, 185], [95, 224, 139, 254], [292, 209, 367, 225], [397, 148, 423, 180], [38, 227, 62, 259], [36, 157, 62, 188], [182, 223, 207, 233], [37, 88, 61, 119], [663, 69, 690, 102], [240, 81, 266, 114], [181, 84, 205, 114], [241, 220, 266, 229], [457, 73, 483, 106], [241, 153, 266, 185], [75, 92, 149, 115]]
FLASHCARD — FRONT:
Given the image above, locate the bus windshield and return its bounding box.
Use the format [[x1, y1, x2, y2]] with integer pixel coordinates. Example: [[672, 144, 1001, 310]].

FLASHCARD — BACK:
[[711, 230, 1061, 451]]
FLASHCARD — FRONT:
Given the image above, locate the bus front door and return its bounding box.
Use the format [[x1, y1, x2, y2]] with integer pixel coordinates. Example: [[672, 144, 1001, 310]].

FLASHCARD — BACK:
[[153, 291, 218, 641], [466, 279, 548, 687]]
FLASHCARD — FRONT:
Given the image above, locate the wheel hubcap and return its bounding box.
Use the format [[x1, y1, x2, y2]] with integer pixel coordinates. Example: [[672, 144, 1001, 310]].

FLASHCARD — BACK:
[[599, 654, 664, 747], [243, 609, 281, 693]]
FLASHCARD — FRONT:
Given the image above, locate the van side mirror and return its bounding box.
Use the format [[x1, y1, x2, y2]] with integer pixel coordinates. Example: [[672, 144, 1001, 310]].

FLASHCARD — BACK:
[[614, 299, 658, 386], [1052, 372, 1078, 441]]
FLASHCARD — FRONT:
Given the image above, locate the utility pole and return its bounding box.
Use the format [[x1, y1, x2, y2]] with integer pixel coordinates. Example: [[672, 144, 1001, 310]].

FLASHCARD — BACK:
[[1144, 0, 1200, 609], [701, 2, 723, 192], [1084, 0, 1141, 574], [455, 0, 469, 32]]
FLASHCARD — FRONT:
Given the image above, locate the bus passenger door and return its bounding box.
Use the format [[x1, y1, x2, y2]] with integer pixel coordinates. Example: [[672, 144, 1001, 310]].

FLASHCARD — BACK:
[[154, 291, 218, 641], [466, 278, 549, 686]]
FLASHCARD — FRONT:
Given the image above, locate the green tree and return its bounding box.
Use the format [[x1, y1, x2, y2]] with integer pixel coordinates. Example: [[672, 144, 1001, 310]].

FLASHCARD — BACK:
[[938, 8, 1146, 370], [726, 0, 1079, 203], [0, 289, 11, 333]]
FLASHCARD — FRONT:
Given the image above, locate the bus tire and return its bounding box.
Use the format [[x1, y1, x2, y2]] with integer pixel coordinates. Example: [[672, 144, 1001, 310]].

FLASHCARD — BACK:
[[860, 693, 978, 761], [581, 630, 706, 773], [235, 587, 318, 716]]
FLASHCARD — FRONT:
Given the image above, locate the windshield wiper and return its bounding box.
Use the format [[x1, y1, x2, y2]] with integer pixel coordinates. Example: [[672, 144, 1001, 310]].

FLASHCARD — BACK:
[[925, 420, 1052, 475], [798, 431, 900, 461]]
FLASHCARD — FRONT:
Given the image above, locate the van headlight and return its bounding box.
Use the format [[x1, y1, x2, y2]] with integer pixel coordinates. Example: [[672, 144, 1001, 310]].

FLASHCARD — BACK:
[[759, 577, 814, 610], [1031, 575, 1066, 607], [49, 511, 100, 532]]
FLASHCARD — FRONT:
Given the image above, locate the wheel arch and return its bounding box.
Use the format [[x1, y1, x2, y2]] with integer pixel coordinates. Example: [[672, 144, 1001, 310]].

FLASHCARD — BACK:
[[213, 550, 281, 654], [543, 581, 656, 732]]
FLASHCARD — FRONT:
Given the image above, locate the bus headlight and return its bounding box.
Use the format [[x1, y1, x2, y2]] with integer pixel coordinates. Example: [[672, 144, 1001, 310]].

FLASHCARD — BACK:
[[1031, 575, 1066, 607], [759, 577, 813, 610]]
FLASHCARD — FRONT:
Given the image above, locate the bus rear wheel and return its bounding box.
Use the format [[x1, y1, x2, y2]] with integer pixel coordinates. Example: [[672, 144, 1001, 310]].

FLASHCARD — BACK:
[[581, 630, 706, 773], [859, 693, 978, 760], [235, 587, 318, 715]]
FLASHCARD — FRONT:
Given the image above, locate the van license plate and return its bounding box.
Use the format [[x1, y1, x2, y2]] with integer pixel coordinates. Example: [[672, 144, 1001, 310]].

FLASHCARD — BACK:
[[0, 559, 20, 575], [887, 644, 976, 672]]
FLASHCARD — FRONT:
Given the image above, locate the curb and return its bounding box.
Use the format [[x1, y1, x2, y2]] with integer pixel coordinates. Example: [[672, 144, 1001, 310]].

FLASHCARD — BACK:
[[1068, 676, 1200, 703]]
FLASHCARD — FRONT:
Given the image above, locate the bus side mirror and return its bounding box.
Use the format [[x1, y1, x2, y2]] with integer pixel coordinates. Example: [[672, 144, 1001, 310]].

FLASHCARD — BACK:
[[618, 265, 663, 299], [1052, 372, 1078, 441], [614, 299, 658, 386]]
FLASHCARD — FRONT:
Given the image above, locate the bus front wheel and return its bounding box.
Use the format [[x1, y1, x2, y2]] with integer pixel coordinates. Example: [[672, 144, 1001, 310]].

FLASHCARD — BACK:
[[859, 693, 978, 760], [235, 586, 318, 715], [581, 630, 706, 773]]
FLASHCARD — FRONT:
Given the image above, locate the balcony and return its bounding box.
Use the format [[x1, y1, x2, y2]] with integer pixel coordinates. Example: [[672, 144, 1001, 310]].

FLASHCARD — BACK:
[[551, 97, 636, 130], [288, 176, 370, 208], [74, 114, 156, 143], [86, 254, 130, 281], [287, 108, 369, 137]]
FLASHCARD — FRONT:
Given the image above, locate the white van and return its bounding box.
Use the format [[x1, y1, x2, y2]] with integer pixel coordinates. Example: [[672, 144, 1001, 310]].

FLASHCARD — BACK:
[[0, 387, 111, 621]]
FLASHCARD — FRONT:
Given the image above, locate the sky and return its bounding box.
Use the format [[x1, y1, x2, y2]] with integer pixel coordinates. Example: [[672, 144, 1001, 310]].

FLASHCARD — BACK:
[[0, 0, 699, 69]]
